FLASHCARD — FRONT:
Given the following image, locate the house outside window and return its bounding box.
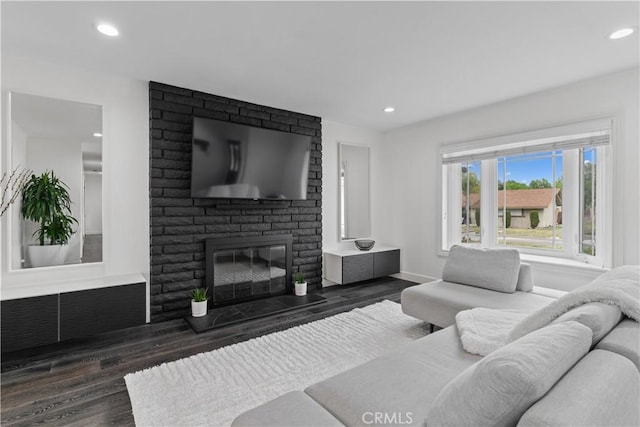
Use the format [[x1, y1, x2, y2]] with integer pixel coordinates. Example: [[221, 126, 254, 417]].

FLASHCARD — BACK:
[[460, 161, 481, 244], [440, 118, 612, 268]]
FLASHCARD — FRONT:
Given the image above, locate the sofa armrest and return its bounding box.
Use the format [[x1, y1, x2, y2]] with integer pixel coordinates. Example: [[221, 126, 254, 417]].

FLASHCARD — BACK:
[[516, 263, 533, 292]]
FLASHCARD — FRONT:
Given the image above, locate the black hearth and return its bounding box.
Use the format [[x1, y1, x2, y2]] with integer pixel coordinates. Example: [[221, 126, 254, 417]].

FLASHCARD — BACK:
[[184, 293, 326, 333], [205, 235, 293, 306]]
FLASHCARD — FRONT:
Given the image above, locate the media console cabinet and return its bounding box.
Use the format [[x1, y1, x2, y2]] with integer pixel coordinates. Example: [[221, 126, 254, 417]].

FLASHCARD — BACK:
[[324, 246, 400, 285], [1, 281, 146, 353]]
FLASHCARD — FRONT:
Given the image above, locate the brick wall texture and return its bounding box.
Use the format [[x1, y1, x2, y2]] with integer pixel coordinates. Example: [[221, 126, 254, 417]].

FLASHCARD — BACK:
[[149, 81, 323, 322]]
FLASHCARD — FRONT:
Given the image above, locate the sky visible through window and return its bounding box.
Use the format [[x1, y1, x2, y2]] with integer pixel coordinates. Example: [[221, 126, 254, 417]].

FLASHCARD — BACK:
[[498, 152, 563, 184], [464, 152, 571, 193]]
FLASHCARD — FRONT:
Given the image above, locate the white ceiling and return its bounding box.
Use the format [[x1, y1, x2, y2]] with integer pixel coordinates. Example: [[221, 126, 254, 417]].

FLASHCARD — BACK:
[[11, 92, 102, 141], [2, 1, 638, 131], [11, 92, 103, 171]]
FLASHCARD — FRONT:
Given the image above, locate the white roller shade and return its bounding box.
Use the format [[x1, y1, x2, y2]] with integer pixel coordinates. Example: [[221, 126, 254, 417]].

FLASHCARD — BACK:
[[441, 118, 611, 164]]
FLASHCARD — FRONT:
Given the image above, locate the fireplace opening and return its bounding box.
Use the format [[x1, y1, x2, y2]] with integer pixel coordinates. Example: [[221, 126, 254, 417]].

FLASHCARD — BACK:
[[205, 235, 293, 306]]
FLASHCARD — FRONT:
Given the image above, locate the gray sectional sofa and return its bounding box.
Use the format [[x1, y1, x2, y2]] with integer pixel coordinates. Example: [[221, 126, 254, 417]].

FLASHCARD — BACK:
[[233, 247, 640, 427]]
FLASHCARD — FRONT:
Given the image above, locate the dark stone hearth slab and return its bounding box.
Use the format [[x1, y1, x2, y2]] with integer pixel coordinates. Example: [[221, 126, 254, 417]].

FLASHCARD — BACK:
[[185, 294, 326, 333]]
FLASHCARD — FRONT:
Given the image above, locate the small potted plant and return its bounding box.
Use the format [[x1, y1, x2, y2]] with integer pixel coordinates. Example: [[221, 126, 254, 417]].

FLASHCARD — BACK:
[[21, 170, 78, 267], [294, 272, 307, 296], [191, 287, 208, 317]]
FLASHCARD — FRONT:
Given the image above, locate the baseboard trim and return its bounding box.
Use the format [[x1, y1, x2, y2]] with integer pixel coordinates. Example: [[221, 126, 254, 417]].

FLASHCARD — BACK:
[[390, 271, 438, 284]]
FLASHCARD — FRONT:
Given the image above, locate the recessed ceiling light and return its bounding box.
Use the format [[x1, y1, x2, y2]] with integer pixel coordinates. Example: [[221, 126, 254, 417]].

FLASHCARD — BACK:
[[93, 132, 103, 137], [383, 107, 395, 113], [609, 28, 634, 40], [97, 23, 119, 37]]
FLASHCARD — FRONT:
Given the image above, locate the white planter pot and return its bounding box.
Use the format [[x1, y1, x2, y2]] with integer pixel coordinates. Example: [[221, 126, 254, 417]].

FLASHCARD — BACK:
[[191, 300, 208, 317], [27, 244, 69, 268], [294, 282, 308, 296]]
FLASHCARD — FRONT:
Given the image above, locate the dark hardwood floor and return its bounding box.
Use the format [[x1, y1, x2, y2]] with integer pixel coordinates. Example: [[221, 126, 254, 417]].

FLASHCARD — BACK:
[[1, 278, 417, 426]]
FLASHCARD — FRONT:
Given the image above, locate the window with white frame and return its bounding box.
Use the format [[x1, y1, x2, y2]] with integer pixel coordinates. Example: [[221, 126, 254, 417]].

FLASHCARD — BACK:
[[440, 118, 612, 268]]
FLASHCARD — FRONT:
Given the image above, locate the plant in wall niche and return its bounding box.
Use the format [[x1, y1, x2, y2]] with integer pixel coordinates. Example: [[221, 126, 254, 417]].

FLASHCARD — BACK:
[[21, 171, 78, 267], [0, 167, 32, 217], [294, 272, 307, 297], [191, 288, 208, 318]]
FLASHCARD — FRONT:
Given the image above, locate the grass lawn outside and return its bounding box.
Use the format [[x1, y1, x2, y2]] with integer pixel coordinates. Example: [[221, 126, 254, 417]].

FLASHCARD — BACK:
[[499, 226, 563, 239], [462, 225, 564, 249]]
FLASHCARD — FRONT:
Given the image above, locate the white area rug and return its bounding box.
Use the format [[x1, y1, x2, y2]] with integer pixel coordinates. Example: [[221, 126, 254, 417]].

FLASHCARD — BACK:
[[125, 300, 428, 426]]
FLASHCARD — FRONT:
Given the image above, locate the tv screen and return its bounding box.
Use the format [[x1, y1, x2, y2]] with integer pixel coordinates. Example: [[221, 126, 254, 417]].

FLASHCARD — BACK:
[[190, 117, 312, 199]]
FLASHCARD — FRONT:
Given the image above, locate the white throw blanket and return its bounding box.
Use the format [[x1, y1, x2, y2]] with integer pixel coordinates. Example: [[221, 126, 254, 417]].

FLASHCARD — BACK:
[[456, 265, 640, 356]]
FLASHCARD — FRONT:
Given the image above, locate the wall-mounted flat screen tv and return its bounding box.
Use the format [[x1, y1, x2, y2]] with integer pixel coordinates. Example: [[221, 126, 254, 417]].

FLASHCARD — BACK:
[[191, 117, 312, 199]]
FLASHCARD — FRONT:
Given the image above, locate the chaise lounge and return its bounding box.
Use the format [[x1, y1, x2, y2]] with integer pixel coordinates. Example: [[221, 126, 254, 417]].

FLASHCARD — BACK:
[[401, 245, 566, 330]]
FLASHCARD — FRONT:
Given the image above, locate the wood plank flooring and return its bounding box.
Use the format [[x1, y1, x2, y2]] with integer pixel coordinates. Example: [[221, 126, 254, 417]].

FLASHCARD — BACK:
[[1, 278, 417, 426]]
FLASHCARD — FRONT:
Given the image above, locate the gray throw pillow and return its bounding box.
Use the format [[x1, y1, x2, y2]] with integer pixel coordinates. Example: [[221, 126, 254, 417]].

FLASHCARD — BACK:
[[442, 245, 520, 293], [551, 302, 622, 345], [425, 321, 592, 427]]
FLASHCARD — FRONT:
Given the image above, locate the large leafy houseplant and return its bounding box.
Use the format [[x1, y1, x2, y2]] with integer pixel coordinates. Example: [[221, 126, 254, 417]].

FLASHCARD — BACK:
[[21, 171, 78, 246]]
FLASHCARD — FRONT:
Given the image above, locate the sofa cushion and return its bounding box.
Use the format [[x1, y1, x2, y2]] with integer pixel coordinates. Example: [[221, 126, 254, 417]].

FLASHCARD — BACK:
[[305, 326, 481, 426], [231, 391, 343, 427], [595, 318, 640, 370], [425, 321, 591, 427], [442, 245, 521, 293], [518, 349, 640, 427], [515, 262, 533, 292], [551, 302, 622, 345], [401, 280, 555, 327]]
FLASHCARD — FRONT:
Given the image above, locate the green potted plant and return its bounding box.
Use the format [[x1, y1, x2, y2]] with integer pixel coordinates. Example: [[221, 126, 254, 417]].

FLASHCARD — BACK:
[[191, 287, 208, 317], [21, 171, 78, 267], [294, 272, 307, 296]]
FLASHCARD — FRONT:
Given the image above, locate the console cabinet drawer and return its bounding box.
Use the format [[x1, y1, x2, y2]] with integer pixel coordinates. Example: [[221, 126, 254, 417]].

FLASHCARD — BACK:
[[1, 282, 146, 353], [324, 246, 400, 285], [1, 295, 59, 352], [342, 253, 374, 284], [374, 250, 400, 277], [60, 283, 146, 341]]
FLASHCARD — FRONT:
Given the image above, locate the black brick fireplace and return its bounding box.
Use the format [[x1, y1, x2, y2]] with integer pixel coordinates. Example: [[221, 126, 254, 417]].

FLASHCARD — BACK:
[[149, 82, 323, 322]]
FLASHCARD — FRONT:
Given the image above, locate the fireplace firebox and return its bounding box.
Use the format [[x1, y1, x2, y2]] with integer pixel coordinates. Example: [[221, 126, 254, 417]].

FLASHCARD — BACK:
[[205, 235, 293, 306]]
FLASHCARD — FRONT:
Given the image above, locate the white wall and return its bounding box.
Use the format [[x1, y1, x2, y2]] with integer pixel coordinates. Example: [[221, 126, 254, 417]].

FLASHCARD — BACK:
[[377, 68, 640, 291], [1, 55, 150, 317], [84, 173, 102, 235], [9, 121, 27, 270]]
